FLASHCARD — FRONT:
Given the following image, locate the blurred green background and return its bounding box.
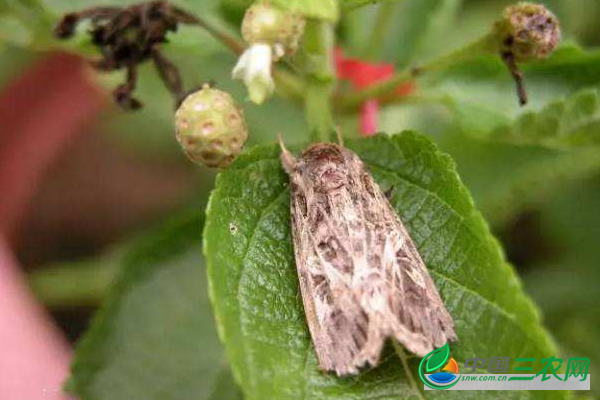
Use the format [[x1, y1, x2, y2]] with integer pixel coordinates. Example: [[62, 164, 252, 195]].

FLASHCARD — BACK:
[[1, 0, 598, 395]]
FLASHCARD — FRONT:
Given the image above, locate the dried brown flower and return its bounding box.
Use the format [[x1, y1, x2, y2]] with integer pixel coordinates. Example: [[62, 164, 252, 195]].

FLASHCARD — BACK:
[[55, 1, 199, 110]]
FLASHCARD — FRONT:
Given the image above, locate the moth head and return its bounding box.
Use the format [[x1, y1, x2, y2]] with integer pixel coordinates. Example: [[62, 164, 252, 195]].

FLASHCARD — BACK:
[[300, 143, 347, 191]]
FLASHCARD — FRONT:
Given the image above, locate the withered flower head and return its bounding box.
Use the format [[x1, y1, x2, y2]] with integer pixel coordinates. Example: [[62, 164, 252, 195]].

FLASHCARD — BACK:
[[54, 1, 198, 110], [496, 2, 560, 62]]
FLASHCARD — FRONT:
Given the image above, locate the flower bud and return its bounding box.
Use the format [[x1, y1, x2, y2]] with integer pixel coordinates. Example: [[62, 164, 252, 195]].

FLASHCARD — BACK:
[[174, 85, 248, 168], [241, 2, 305, 60], [496, 2, 560, 62]]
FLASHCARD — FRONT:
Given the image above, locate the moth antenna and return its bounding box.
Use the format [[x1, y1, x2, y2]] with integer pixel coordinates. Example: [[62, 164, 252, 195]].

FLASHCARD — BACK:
[[335, 126, 344, 146], [278, 134, 296, 174]]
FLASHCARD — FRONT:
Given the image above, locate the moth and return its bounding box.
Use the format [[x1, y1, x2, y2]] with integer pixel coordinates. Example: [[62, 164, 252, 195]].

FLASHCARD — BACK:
[[280, 139, 457, 376]]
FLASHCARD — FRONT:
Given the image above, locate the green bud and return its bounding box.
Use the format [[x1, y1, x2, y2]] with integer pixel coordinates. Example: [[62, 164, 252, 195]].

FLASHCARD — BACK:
[[241, 2, 305, 60], [174, 85, 248, 168], [496, 2, 560, 62]]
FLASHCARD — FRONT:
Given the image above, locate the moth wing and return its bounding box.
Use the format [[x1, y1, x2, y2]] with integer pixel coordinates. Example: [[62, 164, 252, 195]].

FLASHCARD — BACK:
[[290, 183, 371, 376], [357, 164, 457, 358]]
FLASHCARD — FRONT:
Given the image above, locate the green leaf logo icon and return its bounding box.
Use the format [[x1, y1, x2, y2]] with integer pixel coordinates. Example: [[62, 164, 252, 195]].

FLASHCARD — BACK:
[[425, 344, 450, 373]]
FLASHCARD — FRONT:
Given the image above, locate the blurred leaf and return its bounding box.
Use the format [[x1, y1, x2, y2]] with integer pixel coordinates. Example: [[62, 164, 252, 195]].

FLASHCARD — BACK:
[[269, 0, 339, 21], [29, 254, 121, 309], [371, 45, 600, 226], [382, 0, 461, 66], [439, 131, 600, 226], [534, 173, 600, 269], [207, 367, 244, 400], [525, 267, 599, 372], [492, 89, 600, 148], [521, 174, 600, 394], [404, 45, 600, 226], [426, 45, 600, 135], [342, 0, 402, 11], [0, 14, 34, 46], [0, 0, 54, 47], [216, 0, 339, 21], [204, 132, 562, 400], [542, 0, 600, 47], [69, 212, 242, 400], [411, 0, 461, 62], [218, 0, 247, 26]]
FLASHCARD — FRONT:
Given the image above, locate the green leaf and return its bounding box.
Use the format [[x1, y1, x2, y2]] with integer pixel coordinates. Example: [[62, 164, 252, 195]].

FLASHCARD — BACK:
[[425, 344, 449, 373], [69, 212, 241, 400], [491, 89, 600, 148], [204, 131, 563, 400]]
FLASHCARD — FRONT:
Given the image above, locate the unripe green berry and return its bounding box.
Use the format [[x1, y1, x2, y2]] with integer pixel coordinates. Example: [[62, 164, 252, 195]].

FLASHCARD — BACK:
[[496, 2, 560, 62], [241, 2, 305, 59], [175, 86, 248, 168]]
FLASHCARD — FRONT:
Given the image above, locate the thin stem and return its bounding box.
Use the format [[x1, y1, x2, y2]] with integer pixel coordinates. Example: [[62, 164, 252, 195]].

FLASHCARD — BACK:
[[363, 1, 399, 60], [171, 4, 245, 55], [151, 48, 184, 101], [190, 18, 245, 55], [392, 342, 426, 400], [501, 51, 528, 105], [339, 32, 497, 109], [301, 20, 336, 142]]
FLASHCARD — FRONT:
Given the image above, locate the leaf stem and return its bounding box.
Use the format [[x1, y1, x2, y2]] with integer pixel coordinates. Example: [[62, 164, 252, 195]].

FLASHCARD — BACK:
[[301, 20, 336, 142], [177, 10, 245, 55], [392, 341, 426, 400], [338, 32, 497, 110]]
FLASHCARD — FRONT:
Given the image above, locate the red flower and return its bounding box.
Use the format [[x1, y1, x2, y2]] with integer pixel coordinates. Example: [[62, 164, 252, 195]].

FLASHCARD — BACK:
[[334, 48, 414, 136]]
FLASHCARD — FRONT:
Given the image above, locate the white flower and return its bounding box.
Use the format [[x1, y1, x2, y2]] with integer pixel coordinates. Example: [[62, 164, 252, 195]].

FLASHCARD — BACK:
[[232, 43, 275, 104]]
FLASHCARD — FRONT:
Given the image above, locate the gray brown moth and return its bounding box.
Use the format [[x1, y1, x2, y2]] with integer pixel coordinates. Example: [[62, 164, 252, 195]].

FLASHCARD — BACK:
[[280, 139, 457, 376]]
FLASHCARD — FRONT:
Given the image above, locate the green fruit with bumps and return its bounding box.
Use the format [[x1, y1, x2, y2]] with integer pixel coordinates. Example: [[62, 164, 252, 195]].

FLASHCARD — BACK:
[[241, 2, 305, 60], [175, 85, 248, 168]]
